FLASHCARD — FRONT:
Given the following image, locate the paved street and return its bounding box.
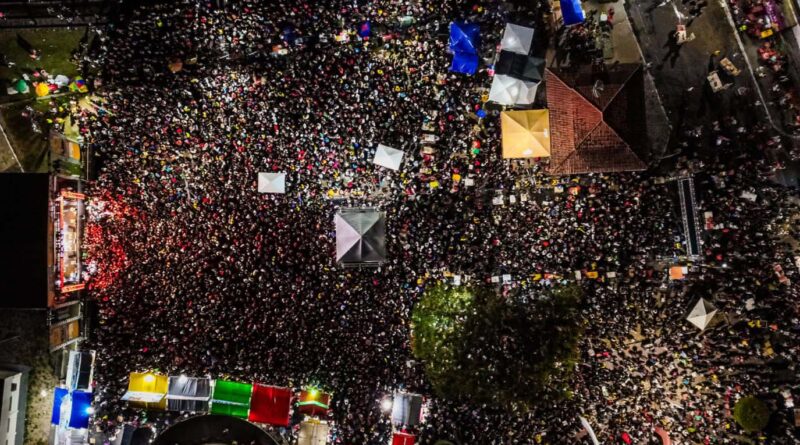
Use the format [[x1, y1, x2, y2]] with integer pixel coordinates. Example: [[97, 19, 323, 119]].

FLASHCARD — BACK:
[[626, 0, 751, 127]]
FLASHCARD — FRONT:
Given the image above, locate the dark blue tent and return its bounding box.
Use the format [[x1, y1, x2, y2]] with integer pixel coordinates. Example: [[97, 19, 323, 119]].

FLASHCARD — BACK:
[[561, 0, 586, 25], [450, 52, 479, 75], [69, 390, 93, 429], [51, 388, 93, 429], [449, 22, 480, 55]]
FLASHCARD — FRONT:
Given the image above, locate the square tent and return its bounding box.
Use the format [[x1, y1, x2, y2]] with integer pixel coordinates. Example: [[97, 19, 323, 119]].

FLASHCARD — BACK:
[[121, 373, 168, 410], [488, 74, 538, 105], [65, 350, 95, 392], [248, 384, 292, 426], [500, 24, 535, 55], [335, 208, 387, 267], [257, 172, 287, 194], [373, 144, 405, 171], [687, 298, 717, 331], [494, 51, 545, 82], [501, 110, 551, 158], [561, 0, 586, 25], [166, 376, 212, 413], [298, 389, 331, 417], [210, 380, 252, 419], [297, 420, 330, 445], [391, 392, 424, 427], [449, 22, 480, 55], [450, 52, 479, 75], [52, 388, 93, 429]]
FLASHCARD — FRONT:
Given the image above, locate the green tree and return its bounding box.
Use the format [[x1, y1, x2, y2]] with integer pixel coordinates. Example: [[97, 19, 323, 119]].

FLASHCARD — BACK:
[[411, 283, 583, 409], [733, 396, 770, 432]]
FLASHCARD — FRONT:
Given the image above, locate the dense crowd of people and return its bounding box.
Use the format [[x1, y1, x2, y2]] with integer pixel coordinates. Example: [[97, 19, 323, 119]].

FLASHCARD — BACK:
[[69, 0, 800, 443]]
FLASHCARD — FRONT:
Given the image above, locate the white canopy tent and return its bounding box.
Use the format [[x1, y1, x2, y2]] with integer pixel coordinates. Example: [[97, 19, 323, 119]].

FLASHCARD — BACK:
[[391, 392, 424, 427], [257, 172, 286, 194], [166, 376, 211, 412], [687, 298, 718, 331], [373, 144, 405, 171], [335, 208, 387, 266], [500, 24, 535, 55], [488, 74, 538, 105], [297, 420, 330, 445]]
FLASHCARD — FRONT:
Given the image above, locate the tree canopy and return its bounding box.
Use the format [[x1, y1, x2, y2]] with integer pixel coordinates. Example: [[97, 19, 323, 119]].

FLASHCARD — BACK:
[[733, 396, 770, 432], [411, 282, 584, 409]]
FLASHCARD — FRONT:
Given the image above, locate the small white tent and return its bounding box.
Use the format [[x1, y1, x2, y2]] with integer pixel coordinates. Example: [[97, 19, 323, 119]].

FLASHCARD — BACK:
[[391, 392, 424, 427], [500, 24, 535, 55], [373, 144, 405, 171], [687, 298, 717, 331], [257, 172, 286, 194], [488, 74, 538, 106], [297, 420, 329, 445]]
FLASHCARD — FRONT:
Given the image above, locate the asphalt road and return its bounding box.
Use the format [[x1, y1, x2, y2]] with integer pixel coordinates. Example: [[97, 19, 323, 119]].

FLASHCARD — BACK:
[[626, 0, 751, 126]]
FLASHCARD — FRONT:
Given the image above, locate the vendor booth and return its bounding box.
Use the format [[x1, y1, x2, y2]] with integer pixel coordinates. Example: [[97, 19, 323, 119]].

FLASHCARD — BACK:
[[121, 372, 168, 410], [166, 376, 212, 412], [210, 380, 253, 419], [248, 384, 292, 426], [391, 392, 424, 427], [298, 388, 331, 417]]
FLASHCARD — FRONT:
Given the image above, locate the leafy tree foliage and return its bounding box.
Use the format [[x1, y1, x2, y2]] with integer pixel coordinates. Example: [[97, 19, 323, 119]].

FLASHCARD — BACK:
[[733, 396, 770, 432], [411, 283, 583, 409]]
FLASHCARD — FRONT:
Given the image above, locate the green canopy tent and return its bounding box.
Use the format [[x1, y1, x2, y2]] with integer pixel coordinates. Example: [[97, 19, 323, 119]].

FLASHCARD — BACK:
[[210, 380, 253, 419]]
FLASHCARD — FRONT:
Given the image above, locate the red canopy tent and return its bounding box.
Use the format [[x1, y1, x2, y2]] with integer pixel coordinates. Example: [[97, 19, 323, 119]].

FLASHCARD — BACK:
[[248, 384, 292, 426], [392, 432, 416, 445]]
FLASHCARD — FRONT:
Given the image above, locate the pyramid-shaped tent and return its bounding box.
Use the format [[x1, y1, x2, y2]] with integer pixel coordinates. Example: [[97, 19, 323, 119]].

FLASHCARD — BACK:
[[257, 172, 286, 194], [687, 298, 717, 331], [335, 209, 387, 266], [373, 144, 405, 171], [500, 24, 535, 55], [495, 52, 545, 83], [449, 22, 480, 55], [501, 110, 551, 158], [489, 74, 538, 106], [545, 65, 648, 175]]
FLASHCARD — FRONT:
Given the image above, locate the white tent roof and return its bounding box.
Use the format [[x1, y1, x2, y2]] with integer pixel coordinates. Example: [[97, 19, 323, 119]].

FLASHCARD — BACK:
[[391, 392, 424, 427], [257, 172, 286, 194], [489, 74, 538, 105], [297, 420, 330, 445], [334, 209, 387, 264], [373, 144, 405, 171], [121, 391, 165, 403], [687, 298, 717, 330], [500, 24, 534, 55]]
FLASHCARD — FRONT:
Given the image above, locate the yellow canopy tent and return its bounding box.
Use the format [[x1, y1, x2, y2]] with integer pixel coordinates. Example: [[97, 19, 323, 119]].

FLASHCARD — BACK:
[[121, 372, 168, 410], [501, 109, 551, 158]]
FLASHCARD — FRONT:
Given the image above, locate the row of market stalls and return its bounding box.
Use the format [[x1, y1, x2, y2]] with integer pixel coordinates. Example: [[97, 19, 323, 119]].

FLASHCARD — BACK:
[[118, 373, 426, 444]]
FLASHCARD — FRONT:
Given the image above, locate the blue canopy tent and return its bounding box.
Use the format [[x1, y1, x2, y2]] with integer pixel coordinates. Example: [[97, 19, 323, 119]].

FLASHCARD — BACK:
[[449, 22, 479, 55], [561, 0, 586, 25], [450, 52, 479, 75], [52, 387, 93, 429]]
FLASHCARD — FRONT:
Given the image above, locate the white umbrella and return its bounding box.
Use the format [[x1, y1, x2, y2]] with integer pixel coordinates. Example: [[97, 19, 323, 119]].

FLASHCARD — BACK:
[[687, 298, 717, 330], [257, 172, 286, 194], [500, 23, 535, 55], [488, 74, 538, 105], [373, 144, 405, 171]]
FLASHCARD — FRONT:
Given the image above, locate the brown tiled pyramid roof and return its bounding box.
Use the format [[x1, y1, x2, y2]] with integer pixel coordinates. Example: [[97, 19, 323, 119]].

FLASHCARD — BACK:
[[546, 64, 648, 175]]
